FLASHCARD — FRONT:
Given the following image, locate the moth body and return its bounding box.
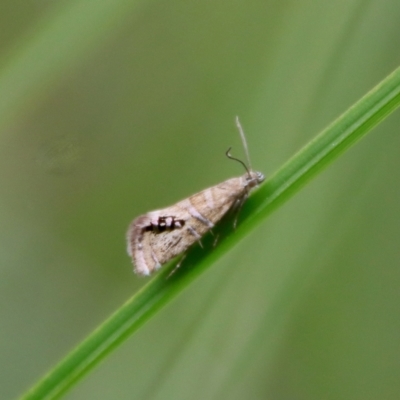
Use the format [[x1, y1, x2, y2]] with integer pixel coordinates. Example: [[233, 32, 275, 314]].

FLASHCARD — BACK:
[[127, 170, 264, 276], [127, 117, 264, 276]]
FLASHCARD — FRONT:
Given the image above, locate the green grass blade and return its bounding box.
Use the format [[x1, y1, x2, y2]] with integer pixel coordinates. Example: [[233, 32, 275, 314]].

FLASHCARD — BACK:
[[20, 66, 400, 400]]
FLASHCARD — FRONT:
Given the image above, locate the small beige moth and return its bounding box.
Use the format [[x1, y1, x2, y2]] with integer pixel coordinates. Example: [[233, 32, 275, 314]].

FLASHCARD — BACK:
[[126, 117, 264, 276]]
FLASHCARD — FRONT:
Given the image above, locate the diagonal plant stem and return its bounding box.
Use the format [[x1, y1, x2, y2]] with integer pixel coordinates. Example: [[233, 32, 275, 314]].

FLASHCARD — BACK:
[[20, 66, 400, 400]]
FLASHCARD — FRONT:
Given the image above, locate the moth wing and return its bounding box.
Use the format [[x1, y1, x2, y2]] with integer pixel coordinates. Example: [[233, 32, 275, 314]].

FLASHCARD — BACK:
[[128, 206, 204, 275], [128, 175, 247, 276], [187, 176, 246, 225], [148, 227, 193, 264]]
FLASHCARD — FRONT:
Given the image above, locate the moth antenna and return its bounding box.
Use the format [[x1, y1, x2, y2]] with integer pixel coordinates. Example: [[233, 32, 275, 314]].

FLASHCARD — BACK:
[[226, 147, 251, 177], [235, 116, 252, 170]]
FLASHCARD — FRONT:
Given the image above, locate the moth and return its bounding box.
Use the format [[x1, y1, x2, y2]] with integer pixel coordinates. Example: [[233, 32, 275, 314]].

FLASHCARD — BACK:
[[126, 117, 264, 276]]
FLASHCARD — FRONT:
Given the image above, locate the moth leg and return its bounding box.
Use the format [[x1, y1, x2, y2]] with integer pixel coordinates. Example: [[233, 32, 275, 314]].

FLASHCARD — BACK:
[[206, 229, 218, 247], [167, 253, 187, 278], [232, 194, 248, 229], [187, 226, 203, 248], [213, 233, 220, 247]]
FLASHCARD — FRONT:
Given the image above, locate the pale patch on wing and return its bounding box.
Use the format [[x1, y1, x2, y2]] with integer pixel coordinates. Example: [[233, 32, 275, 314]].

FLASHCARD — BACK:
[[180, 199, 214, 228], [204, 189, 215, 210]]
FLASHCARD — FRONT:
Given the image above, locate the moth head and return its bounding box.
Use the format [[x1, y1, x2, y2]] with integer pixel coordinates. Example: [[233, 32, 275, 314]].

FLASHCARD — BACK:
[[226, 117, 265, 189], [246, 170, 265, 188], [225, 148, 264, 188]]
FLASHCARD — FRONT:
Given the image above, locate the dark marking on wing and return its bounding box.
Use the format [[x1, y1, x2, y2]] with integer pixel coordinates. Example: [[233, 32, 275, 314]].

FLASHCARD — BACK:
[[145, 216, 185, 233]]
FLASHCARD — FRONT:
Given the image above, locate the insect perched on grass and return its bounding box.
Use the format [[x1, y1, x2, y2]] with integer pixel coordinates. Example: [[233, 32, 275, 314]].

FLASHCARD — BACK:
[[126, 117, 264, 276]]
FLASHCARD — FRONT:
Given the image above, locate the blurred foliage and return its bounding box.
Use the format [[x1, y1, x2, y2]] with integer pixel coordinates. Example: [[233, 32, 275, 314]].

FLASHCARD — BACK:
[[1, 1, 400, 399]]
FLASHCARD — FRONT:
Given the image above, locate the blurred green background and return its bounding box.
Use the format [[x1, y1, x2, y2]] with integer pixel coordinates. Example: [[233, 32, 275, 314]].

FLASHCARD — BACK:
[[1, 0, 400, 399]]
